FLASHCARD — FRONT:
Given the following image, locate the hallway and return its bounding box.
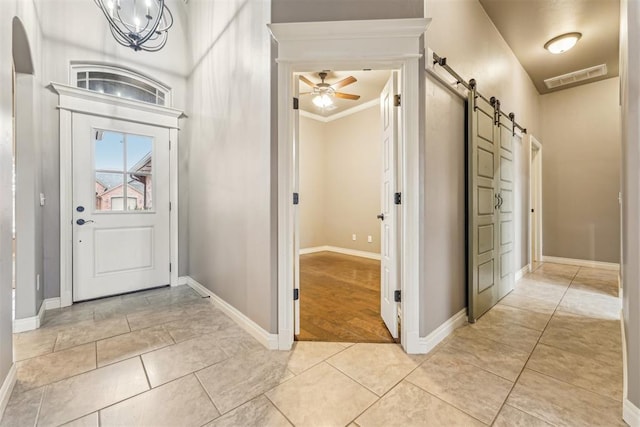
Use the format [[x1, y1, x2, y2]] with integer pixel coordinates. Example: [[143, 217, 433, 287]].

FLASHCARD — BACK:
[[1, 262, 623, 426]]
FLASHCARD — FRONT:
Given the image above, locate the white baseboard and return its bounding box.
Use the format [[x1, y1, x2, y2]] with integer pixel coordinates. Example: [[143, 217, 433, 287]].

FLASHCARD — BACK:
[[515, 264, 530, 281], [624, 399, 640, 427], [620, 313, 639, 426], [43, 297, 60, 311], [0, 364, 17, 422], [416, 308, 467, 354], [177, 276, 188, 286], [299, 245, 381, 261], [541, 256, 620, 270], [185, 277, 279, 350], [13, 300, 46, 333]]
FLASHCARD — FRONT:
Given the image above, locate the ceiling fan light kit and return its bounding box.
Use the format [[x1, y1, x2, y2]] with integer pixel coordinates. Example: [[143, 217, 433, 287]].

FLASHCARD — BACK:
[[94, 0, 173, 52], [300, 71, 361, 110], [544, 32, 582, 54]]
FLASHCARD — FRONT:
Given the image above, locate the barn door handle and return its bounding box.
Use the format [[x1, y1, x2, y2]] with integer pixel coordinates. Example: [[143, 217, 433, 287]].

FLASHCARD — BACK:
[[494, 194, 500, 210], [498, 194, 504, 208], [377, 213, 385, 221]]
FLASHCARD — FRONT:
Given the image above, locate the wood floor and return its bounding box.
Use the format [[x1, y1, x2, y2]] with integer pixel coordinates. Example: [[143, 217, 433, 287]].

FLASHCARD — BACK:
[[296, 251, 395, 343]]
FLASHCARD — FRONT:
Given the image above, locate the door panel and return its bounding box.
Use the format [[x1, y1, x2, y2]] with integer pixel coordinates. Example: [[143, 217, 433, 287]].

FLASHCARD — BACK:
[[497, 120, 515, 299], [380, 73, 398, 338], [73, 114, 170, 301], [468, 93, 499, 322]]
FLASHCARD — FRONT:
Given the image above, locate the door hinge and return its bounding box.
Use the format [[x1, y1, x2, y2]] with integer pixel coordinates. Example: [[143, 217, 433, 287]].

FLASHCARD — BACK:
[[293, 288, 299, 300], [394, 290, 401, 302], [293, 97, 299, 110], [169, 140, 172, 150], [169, 202, 172, 211], [394, 94, 401, 107], [169, 263, 172, 272], [394, 192, 401, 205], [293, 192, 299, 205]]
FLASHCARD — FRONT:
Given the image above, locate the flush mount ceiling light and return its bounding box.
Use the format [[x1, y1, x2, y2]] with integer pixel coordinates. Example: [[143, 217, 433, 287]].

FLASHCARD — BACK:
[[544, 32, 582, 54], [94, 0, 173, 52]]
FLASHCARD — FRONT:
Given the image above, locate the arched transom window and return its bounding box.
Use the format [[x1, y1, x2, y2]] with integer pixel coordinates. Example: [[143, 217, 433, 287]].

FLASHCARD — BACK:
[[71, 63, 170, 106]]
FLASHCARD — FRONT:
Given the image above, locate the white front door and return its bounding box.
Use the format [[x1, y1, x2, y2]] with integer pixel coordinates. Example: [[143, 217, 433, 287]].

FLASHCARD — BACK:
[[72, 114, 171, 301], [380, 73, 399, 339]]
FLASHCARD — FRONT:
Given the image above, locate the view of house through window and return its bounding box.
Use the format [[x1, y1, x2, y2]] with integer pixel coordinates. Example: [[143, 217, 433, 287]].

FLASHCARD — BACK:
[[94, 130, 153, 212]]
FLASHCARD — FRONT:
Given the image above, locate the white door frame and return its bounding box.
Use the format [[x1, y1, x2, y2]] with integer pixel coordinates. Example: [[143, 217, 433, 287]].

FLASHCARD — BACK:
[[529, 135, 543, 266], [50, 83, 184, 308], [268, 18, 431, 353]]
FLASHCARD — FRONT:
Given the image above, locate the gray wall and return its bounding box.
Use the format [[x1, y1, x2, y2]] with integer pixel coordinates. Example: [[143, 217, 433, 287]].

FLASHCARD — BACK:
[[15, 73, 45, 318], [620, 0, 640, 412], [422, 0, 540, 335], [299, 107, 382, 253], [272, 0, 423, 23], [299, 116, 327, 249], [540, 78, 621, 263], [0, 0, 44, 399], [423, 75, 466, 332], [186, 0, 276, 333]]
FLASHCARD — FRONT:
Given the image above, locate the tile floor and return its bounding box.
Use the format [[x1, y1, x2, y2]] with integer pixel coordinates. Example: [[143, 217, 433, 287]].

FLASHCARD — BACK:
[[2, 263, 624, 426]]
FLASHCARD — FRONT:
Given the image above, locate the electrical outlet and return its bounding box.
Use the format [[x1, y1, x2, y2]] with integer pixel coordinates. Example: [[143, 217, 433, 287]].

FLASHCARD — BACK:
[[36, 274, 40, 291], [352, 234, 357, 241], [367, 235, 373, 243]]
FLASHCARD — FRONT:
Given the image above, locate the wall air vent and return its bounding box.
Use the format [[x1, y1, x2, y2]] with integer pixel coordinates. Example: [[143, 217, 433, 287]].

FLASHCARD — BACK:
[[544, 64, 608, 89]]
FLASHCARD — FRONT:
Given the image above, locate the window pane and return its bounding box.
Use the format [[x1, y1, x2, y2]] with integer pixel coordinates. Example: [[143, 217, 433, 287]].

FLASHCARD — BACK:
[[88, 71, 157, 94], [88, 80, 157, 104], [95, 131, 124, 171], [127, 174, 152, 210], [127, 135, 152, 171], [95, 172, 125, 211]]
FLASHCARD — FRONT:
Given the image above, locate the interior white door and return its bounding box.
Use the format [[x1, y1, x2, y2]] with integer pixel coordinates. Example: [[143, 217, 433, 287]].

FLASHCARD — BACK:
[[380, 73, 398, 338], [293, 78, 301, 335], [468, 92, 500, 322], [72, 114, 171, 301]]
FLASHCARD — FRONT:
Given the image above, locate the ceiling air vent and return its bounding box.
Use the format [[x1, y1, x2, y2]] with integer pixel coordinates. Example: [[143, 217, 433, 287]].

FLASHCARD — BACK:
[[544, 64, 608, 89]]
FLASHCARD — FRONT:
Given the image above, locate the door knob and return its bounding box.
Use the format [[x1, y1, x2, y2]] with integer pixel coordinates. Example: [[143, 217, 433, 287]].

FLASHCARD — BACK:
[[76, 219, 94, 225], [377, 213, 385, 221]]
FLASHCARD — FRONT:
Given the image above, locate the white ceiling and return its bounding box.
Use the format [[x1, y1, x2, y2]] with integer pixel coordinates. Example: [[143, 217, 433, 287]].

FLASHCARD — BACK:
[[479, 0, 620, 94], [296, 69, 391, 117]]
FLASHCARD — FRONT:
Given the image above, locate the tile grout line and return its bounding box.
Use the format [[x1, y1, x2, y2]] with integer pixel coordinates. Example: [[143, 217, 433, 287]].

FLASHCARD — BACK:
[[31, 384, 45, 427], [263, 393, 298, 427], [523, 364, 624, 405], [193, 372, 223, 419], [139, 355, 153, 390], [488, 263, 581, 426]]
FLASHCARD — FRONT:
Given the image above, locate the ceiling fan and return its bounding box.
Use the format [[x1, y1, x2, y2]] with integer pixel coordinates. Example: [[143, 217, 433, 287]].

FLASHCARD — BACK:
[[300, 72, 361, 107]]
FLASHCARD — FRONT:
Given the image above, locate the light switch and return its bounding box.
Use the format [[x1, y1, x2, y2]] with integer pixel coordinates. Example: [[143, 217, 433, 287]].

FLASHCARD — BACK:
[[39, 193, 46, 206]]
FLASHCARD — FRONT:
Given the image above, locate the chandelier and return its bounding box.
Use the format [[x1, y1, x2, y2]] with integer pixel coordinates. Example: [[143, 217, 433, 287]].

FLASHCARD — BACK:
[[94, 0, 173, 52]]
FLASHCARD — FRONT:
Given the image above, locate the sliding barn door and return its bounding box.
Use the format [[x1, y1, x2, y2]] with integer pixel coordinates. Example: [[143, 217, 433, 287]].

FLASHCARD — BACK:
[[497, 116, 515, 299], [468, 91, 500, 322]]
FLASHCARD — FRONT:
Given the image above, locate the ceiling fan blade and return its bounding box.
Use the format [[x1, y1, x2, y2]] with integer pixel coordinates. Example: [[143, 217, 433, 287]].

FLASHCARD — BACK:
[[330, 76, 357, 90], [299, 92, 312, 95], [334, 92, 361, 100], [299, 75, 317, 88]]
